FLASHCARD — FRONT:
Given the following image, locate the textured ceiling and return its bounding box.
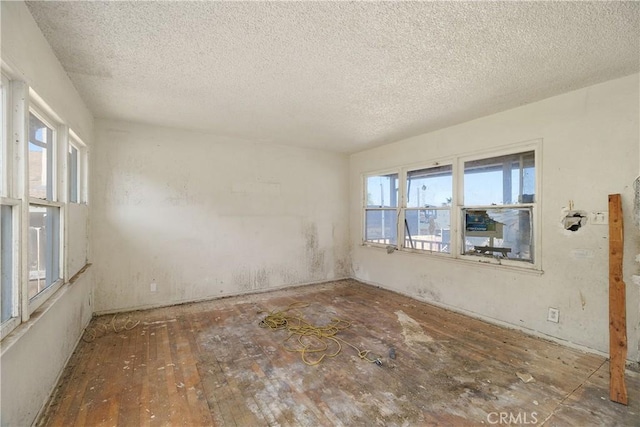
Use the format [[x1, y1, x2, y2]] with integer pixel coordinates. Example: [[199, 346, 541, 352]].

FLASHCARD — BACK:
[[26, 1, 639, 153]]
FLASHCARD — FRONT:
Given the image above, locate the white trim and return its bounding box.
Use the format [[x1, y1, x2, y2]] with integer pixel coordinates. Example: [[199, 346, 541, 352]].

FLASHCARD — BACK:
[[28, 198, 63, 208], [1, 73, 9, 198], [12, 80, 30, 324], [68, 130, 88, 205], [28, 278, 64, 315], [0, 317, 20, 341], [457, 139, 540, 166], [0, 202, 22, 339], [29, 88, 64, 125]]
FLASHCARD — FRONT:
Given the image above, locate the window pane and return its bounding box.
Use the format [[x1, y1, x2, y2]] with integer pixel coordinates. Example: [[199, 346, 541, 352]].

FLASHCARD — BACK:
[[464, 151, 535, 205], [29, 113, 54, 200], [29, 205, 60, 299], [1, 205, 13, 323], [407, 165, 452, 208], [69, 144, 79, 203], [365, 209, 397, 245], [405, 208, 450, 253], [366, 174, 398, 208], [463, 208, 533, 262]]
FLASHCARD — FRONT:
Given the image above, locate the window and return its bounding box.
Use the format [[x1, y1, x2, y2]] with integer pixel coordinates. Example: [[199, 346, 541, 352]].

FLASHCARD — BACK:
[[364, 173, 398, 245], [405, 165, 452, 253], [28, 110, 62, 301], [462, 151, 535, 263], [362, 144, 539, 269]]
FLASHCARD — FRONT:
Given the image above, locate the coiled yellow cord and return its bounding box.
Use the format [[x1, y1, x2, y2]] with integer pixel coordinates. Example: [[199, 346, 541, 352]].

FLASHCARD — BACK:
[[82, 313, 140, 342], [259, 302, 378, 366]]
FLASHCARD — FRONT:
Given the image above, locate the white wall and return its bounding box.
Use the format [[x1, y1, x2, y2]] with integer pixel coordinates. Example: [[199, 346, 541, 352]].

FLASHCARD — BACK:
[[0, 2, 94, 426], [67, 203, 89, 277], [0, 272, 93, 426], [350, 74, 640, 362], [91, 119, 350, 313]]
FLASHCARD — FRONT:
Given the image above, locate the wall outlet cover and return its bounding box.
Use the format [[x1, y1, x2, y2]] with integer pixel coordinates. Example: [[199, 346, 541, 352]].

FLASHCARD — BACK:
[[547, 307, 559, 323]]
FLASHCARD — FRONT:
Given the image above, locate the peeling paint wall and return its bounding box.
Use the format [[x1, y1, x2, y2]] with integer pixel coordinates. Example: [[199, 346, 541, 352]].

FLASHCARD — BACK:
[[91, 120, 350, 313], [350, 74, 640, 362]]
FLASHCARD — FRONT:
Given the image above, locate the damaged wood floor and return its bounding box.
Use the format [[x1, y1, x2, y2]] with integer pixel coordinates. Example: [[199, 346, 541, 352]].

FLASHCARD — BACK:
[[38, 279, 639, 426]]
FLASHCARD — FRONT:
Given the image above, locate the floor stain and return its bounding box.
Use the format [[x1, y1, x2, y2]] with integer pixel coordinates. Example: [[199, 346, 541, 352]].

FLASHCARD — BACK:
[[395, 310, 433, 345]]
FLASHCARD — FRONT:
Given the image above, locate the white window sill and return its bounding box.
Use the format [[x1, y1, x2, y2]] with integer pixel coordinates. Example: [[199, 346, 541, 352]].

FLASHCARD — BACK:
[[360, 243, 544, 276]]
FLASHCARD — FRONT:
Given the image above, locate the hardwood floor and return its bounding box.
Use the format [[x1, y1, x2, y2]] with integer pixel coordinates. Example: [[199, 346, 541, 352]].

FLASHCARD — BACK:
[[37, 280, 639, 426]]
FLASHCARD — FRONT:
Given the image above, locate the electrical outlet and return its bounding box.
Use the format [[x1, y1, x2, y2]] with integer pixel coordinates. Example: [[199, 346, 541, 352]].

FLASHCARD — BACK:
[[547, 307, 559, 323], [150, 282, 158, 293], [590, 211, 608, 225]]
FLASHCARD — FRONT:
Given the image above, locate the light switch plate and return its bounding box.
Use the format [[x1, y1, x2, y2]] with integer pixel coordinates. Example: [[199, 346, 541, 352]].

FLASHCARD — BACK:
[[590, 211, 608, 225]]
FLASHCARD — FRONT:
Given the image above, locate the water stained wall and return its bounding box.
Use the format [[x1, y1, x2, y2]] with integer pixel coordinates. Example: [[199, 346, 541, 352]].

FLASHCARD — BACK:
[[350, 74, 640, 362], [91, 120, 350, 313]]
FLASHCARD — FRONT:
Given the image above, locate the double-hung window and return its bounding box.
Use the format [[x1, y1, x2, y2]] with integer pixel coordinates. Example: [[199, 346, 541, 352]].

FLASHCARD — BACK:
[[28, 109, 62, 303], [461, 150, 535, 263], [364, 173, 399, 246], [404, 165, 452, 253]]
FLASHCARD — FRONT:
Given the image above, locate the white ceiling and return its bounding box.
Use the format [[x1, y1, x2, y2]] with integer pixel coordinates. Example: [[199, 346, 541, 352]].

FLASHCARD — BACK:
[[26, 1, 639, 153]]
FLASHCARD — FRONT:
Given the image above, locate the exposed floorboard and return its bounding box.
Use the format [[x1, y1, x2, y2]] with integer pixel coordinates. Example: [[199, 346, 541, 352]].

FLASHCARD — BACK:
[[38, 280, 639, 426]]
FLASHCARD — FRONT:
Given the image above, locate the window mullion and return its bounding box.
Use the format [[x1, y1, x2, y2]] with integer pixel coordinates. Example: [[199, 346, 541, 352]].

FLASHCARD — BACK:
[[58, 125, 69, 282], [398, 169, 406, 250], [452, 160, 461, 258], [1, 73, 9, 198], [12, 80, 29, 323]]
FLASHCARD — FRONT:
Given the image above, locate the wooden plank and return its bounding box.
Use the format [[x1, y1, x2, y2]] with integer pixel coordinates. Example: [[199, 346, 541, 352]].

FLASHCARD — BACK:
[[608, 193, 628, 405], [37, 279, 638, 426]]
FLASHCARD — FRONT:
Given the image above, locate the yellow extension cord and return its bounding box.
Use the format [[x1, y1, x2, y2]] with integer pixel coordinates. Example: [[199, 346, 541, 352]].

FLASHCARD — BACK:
[[258, 302, 379, 366], [82, 313, 140, 342]]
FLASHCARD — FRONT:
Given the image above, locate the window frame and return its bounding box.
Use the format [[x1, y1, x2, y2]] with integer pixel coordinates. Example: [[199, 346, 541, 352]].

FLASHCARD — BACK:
[[28, 106, 58, 202], [361, 141, 541, 272], [362, 170, 400, 248], [27, 104, 65, 313], [402, 162, 455, 256], [68, 130, 88, 205], [1, 73, 10, 198], [457, 144, 540, 269]]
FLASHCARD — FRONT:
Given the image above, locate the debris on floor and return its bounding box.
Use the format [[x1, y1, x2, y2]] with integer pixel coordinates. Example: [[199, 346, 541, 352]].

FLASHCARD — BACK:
[[516, 372, 536, 383]]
